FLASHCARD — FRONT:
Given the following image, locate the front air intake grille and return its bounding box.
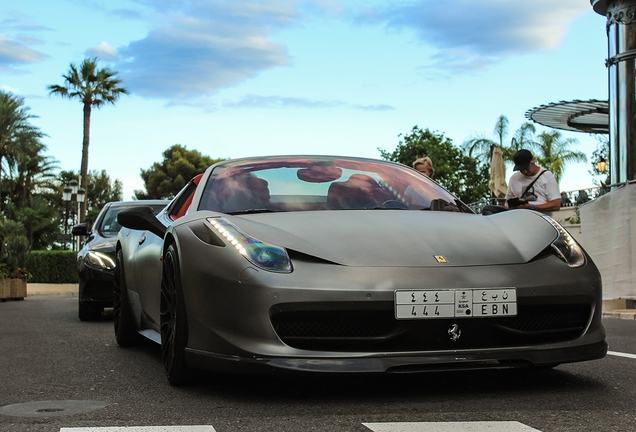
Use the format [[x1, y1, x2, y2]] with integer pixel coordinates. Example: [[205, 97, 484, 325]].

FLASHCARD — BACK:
[[498, 304, 591, 332], [270, 303, 591, 352], [273, 311, 401, 339]]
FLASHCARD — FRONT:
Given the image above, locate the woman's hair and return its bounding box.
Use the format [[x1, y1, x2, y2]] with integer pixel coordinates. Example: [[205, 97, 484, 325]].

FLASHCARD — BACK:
[[412, 157, 435, 177]]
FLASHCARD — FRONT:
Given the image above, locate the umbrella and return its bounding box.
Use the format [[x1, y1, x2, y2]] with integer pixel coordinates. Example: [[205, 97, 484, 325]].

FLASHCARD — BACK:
[[489, 145, 507, 202]]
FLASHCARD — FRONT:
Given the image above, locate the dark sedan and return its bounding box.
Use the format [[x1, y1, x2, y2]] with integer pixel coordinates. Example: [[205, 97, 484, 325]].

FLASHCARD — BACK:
[[72, 200, 168, 320]]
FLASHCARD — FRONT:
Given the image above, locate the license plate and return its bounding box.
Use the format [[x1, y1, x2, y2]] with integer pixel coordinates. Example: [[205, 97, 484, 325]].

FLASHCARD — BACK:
[[394, 288, 517, 319]]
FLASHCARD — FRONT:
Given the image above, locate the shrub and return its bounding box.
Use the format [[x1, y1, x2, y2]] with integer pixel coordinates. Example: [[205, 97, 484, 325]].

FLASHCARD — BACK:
[[26, 250, 78, 283]]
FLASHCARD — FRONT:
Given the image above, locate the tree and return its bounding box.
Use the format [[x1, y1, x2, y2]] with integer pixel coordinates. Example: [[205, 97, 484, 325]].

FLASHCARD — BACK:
[[462, 115, 510, 166], [589, 135, 610, 187], [534, 130, 587, 184], [0, 91, 45, 204], [56, 169, 123, 228], [7, 135, 58, 209], [0, 103, 59, 250], [85, 170, 123, 226], [462, 115, 538, 165], [378, 126, 490, 204], [48, 57, 128, 222], [136, 144, 225, 199]]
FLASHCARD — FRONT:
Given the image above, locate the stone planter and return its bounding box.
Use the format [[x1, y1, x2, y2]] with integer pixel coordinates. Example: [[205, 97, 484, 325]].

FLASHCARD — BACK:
[[0, 279, 9, 299], [0, 278, 26, 300]]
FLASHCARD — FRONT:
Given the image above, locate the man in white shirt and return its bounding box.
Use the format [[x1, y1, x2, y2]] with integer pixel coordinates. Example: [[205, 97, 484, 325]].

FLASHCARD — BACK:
[[505, 149, 561, 215]]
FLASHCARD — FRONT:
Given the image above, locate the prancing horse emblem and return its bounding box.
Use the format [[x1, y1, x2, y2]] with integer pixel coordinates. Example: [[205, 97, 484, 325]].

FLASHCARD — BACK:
[[448, 323, 461, 342]]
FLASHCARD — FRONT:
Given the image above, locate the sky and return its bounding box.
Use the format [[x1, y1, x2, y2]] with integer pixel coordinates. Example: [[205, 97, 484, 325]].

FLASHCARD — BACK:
[[1, 0, 609, 201]]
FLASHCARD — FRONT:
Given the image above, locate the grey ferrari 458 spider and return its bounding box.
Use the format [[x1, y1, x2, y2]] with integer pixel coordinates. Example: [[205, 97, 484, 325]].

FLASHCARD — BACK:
[[115, 155, 607, 385]]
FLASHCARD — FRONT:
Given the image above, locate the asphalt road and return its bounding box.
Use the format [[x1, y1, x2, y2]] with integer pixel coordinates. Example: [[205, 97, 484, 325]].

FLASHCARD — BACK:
[[1, 294, 636, 432]]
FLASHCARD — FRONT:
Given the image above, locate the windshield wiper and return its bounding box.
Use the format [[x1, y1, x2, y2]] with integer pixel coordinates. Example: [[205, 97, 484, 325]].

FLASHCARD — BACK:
[[361, 206, 409, 210], [227, 208, 281, 215]]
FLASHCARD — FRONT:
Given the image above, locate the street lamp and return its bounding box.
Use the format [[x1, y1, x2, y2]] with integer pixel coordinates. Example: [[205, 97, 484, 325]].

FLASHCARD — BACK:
[[61, 180, 86, 250], [597, 157, 607, 173]]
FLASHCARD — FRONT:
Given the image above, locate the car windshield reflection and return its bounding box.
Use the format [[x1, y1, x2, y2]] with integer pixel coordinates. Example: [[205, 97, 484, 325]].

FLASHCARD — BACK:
[[198, 157, 469, 214]]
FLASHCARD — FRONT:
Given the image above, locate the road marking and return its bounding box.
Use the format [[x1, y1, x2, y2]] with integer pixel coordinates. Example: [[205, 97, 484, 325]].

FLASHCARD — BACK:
[[60, 424, 540, 432], [362, 422, 541, 432], [608, 350, 636, 360], [58, 423, 544, 432], [60, 427, 216, 431]]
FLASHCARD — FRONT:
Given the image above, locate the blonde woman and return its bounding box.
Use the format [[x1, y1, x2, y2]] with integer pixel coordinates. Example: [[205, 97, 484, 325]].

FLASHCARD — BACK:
[[412, 157, 434, 178], [405, 156, 435, 206]]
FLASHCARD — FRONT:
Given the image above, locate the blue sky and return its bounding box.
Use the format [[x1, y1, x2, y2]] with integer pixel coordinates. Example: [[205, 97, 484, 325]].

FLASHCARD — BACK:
[[1, 0, 608, 200]]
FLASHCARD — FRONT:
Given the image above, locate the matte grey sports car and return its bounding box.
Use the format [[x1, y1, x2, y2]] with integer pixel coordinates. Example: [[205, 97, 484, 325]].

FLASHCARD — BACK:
[[115, 155, 607, 385]]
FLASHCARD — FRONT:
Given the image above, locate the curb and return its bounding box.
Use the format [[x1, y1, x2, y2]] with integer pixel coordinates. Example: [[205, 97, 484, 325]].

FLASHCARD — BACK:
[[603, 310, 636, 320], [25, 284, 78, 297]]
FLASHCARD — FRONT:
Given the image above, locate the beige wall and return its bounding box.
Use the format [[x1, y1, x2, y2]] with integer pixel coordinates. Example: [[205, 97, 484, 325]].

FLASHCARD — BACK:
[[580, 183, 636, 301]]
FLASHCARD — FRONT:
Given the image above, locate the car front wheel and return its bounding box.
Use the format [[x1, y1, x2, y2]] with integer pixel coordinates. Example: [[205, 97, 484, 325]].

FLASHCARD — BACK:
[[113, 249, 141, 347], [160, 243, 191, 386]]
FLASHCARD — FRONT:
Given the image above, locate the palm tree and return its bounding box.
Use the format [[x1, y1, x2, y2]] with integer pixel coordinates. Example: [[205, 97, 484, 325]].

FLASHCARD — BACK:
[[0, 91, 43, 194], [534, 130, 587, 184], [506, 122, 537, 161], [462, 115, 539, 165], [48, 57, 128, 222], [462, 115, 509, 165], [3, 134, 59, 248]]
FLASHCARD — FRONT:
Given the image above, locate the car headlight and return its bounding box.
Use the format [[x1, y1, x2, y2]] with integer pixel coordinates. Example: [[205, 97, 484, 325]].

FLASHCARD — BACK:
[[207, 217, 293, 273], [541, 215, 585, 268], [86, 251, 116, 270]]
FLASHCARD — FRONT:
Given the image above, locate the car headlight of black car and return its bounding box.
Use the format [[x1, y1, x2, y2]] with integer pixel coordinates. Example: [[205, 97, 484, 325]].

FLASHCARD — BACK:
[[85, 251, 116, 270], [208, 217, 292, 273], [542, 215, 585, 268]]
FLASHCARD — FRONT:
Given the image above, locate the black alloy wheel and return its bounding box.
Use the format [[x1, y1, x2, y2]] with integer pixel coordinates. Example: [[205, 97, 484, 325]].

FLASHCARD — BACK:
[[113, 249, 141, 347], [160, 243, 190, 386]]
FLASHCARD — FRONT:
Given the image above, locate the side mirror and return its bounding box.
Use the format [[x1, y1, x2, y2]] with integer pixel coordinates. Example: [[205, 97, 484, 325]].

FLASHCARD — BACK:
[[72, 223, 89, 236], [117, 206, 167, 239]]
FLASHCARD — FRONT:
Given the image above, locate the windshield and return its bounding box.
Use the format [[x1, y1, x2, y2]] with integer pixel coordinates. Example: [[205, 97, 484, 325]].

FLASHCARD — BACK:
[[198, 157, 470, 214], [99, 204, 166, 236]]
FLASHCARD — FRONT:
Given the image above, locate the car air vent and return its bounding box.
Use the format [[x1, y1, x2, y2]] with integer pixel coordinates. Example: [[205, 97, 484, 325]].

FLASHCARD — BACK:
[[287, 249, 340, 265], [190, 223, 225, 247]]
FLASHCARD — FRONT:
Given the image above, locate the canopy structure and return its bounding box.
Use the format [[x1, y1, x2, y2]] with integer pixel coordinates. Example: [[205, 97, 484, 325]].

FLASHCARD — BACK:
[[525, 99, 609, 134]]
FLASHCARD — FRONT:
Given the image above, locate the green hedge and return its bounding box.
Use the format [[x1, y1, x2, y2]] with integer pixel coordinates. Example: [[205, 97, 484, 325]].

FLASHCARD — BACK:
[[26, 250, 78, 283]]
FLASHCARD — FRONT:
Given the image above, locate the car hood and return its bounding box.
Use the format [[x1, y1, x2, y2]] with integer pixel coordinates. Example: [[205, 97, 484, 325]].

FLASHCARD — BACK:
[[223, 210, 558, 267], [84, 234, 117, 254]]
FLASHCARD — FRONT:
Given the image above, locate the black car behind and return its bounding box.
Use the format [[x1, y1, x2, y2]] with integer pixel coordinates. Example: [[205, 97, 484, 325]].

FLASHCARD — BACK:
[[73, 200, 168, 320]]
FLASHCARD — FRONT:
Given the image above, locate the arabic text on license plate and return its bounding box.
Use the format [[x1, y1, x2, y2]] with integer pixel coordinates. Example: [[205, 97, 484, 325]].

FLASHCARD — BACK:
[[394, 288, 517, 319]]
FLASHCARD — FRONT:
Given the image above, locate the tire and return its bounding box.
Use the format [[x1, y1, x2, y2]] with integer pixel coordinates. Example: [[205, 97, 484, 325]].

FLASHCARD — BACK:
[[160, 243, 191, 386], [113, 249, 141, 347], [78, 300, 102, 321]]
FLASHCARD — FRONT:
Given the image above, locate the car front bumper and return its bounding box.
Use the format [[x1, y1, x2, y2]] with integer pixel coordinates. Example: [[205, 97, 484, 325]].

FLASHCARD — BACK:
[[177, 236, 607, 374]]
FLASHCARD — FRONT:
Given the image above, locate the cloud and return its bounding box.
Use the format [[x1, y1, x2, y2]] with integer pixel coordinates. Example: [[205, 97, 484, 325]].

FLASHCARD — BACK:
[[353, 104, 396, 111], [358, 0, 590, 72], [0, 84, 21, 93], [223, 94, 345, 109], [0, 36, 48, 67], [0, 12, 50, 72], [16, 35, 45, 45], [222, 94, 395, 111], [110, 8, 144, 20], [115, 0, 301, 101], [85, 41, 118, 61]]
